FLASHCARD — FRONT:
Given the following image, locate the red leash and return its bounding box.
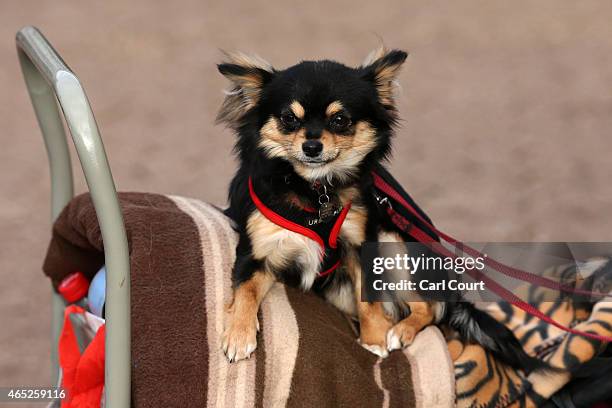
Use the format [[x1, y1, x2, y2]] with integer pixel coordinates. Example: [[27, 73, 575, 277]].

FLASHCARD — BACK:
[[373, 172, 612, 343], [373, 172, 610, 298]]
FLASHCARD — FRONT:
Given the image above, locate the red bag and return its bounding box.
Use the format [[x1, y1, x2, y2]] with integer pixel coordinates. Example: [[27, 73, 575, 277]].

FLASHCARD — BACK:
[[59, 305, 105, 408]]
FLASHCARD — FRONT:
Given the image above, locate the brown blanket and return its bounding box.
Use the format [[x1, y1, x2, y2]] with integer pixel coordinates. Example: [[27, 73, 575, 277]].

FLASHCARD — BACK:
[[43, 193, 454, 408], [43, 193, 612, 407]]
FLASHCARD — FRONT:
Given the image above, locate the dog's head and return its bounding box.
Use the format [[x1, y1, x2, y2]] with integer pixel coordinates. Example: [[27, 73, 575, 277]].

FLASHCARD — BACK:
[[217, 48, 407, 183]]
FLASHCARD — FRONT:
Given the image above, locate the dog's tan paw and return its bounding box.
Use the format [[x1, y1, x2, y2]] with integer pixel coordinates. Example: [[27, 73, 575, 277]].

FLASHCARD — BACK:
[[359, 331, 390, 358], [386, 323, 416, 351], [222, 314, 259, 363], [359, 340, 389, 358], [358, 311, 393, 358]]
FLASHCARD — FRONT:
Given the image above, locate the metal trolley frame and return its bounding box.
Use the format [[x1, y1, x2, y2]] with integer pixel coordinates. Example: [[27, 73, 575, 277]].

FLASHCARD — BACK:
[[16, 26, 131, 408]]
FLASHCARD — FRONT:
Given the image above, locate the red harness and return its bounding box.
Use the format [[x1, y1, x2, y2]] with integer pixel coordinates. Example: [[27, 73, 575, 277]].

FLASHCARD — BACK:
[[372, 171, 612, 343], [248, 177, 351, 278]]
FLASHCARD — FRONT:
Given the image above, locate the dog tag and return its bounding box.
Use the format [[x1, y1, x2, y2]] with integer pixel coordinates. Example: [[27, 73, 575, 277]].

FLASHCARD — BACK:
[[318, 201, 337, 221], [317, 184, 341, 222]]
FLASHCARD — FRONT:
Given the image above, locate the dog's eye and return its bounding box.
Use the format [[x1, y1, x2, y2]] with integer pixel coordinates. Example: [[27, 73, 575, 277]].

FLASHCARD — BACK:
[[280, 112, 299, 128], [329, 113, 351, 131]]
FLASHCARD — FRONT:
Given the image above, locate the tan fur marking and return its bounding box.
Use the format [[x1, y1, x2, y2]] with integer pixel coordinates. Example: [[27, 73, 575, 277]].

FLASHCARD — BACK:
[[223, 270, 275, 361], [344, 252, 393, 353], [319, 130, 332, 146], [290, 101, 305, 119], [229, 271, 275, 313], [216, 51, 273, 126], [222, 51, 272, 71], [375, 229, 437, 349], [340, 205, 367, 245], [388, 302, 435, 347], [325, 101, 344, 116], [359, 302, 394, 349], [361, 47, 405, 107], [293, 121, 378, 183], [336, 187, 367, 245], [220, 71, 265, 112], [337, 186, 361, 203], [247, 209, 322, 289], [258, 117, 290, 159], [377, 230, 403, 243], [352, 121, 378, 149], [324, 279, 357, 316], [260, 117, 285, 143], [259, 118, 378, 183], [334, 121, 377, 156], [361, 45, 388, 67]]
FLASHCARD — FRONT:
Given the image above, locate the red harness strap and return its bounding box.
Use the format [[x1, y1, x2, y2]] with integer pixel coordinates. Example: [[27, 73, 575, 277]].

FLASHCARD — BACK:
[[248, 177, 350, 277], [373, 172, 612, 343]]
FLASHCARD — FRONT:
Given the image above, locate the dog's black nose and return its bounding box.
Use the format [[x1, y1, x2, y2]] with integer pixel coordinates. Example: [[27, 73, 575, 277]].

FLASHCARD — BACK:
[[302, 140, 323, 157]]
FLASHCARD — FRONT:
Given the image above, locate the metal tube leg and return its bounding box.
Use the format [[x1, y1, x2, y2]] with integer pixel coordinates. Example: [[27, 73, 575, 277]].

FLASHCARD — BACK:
[[17, 26, 131, 407], [51, 293, 64, 384], [18, 41, 74, 387]]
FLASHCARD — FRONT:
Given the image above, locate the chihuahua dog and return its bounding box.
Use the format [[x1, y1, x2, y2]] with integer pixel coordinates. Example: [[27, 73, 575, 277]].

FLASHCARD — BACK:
[[217, 48, 542, 371]]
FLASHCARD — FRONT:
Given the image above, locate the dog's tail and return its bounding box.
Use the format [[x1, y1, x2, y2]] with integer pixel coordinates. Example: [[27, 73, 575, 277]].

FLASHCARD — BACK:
[[445, 302, 548, 372]]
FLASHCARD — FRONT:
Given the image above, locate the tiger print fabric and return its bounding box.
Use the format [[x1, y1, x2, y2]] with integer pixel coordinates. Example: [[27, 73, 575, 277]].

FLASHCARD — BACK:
[[453, 257, 612, 408]]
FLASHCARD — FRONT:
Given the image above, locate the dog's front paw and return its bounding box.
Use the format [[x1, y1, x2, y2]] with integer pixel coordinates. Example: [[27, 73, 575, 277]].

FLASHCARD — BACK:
[[359, 340, 389, 358], [358, 312, 393, 358], [222, 313, 259, 362], [386, 322, 416, 351], [359, 328, 390, 358]]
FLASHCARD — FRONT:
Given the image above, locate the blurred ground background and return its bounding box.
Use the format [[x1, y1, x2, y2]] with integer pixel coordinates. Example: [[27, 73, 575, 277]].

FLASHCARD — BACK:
[[1, 0, 612, 391]]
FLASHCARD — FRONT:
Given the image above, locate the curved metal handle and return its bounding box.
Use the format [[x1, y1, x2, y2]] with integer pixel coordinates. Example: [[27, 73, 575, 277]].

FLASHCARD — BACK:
[[16, 26, 131, 408]]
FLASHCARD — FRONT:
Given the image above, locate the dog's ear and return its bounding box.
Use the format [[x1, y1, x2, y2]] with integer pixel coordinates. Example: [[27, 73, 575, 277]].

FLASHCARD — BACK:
[[217, 51, 275, 126], [360, 47, 408, 108]]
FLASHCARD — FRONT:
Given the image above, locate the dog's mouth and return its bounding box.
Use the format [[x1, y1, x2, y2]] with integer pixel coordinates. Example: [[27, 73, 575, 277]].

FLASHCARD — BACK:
[[294, 151, 339, 167], [300, 158, 329, 167]]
